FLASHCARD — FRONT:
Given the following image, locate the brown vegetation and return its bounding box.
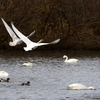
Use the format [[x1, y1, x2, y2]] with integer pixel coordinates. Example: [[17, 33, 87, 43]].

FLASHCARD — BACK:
[[0, 0, 100, 50]]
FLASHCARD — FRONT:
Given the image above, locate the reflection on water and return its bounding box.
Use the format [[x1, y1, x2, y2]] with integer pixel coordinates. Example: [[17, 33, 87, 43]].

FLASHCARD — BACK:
[[0, 49, 100, 100]]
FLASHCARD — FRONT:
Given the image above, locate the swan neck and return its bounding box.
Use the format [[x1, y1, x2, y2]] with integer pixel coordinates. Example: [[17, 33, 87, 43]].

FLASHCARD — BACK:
[[37, 39, 43, 43], [65, 56, 68, 60]]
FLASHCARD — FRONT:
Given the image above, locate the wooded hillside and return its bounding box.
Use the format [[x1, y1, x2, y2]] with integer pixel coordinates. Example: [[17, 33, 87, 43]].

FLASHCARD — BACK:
[[0, 0, 100, 50]]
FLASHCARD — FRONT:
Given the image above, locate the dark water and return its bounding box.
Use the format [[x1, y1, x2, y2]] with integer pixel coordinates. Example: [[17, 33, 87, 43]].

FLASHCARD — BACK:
[[0, 49, 100, 100]]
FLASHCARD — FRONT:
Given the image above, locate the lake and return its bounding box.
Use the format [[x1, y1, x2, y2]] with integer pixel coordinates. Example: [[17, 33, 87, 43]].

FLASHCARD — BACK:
[[0, 49, 100, 100]]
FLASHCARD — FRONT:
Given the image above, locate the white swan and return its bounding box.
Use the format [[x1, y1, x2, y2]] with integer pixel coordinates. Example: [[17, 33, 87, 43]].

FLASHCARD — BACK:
[[0, 71, 9, 78], [62, 55, 78, 63], [1, 18, 35, 46], [22, 62, 34, 67], [11, 22, 60, 51], [67, 83, 95, 90]]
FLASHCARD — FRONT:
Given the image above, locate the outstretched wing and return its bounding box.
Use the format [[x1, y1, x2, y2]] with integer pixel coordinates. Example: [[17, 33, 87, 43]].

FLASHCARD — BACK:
[[48, 39, 60, 44], [11, 22, 60, 48], [1, 18, 19, 41], [11, 22, 33, 46], [27, 30, 35, 38], [33, 39, 60, 47]]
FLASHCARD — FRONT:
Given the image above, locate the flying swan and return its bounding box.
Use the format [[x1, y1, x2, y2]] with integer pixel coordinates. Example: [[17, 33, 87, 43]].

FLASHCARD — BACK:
[[67, 83, 95, 90], [62, 55, 78, 63], [1, 18, 35, 46], [11, 23, 60, 51]]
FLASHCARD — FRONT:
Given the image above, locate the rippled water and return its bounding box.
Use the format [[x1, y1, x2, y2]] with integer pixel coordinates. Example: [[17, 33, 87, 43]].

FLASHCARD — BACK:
[[0, 49, 100, 100]]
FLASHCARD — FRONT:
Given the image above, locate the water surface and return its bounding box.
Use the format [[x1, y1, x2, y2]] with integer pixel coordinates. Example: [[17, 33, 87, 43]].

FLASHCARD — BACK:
[[0, 49, 100, 100]]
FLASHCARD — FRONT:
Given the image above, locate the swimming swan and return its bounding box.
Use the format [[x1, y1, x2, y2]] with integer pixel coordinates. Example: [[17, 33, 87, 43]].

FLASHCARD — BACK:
[[0, 71, 9, 78], [67, 83, 95, 90], [22, 62, 34, 67], [62, 55, 78, 63], [1, 18, 35, 46], [11, 22, 60, 51]]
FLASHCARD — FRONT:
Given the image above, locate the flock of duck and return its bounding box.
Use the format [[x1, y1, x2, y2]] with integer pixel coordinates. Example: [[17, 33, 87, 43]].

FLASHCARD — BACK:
[[0, 71, 30, 85], [0, 18, 95, 89]]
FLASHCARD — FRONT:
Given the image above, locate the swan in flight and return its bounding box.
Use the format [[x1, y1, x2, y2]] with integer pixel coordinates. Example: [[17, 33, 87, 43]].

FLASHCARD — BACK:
[[22, 62, 34, 67], [0, 71, 9, 78], [1, 18, 35, 46], [67, 83, 95, 90], [62, 55, 78, 63], [11, 22, 60, 51]]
